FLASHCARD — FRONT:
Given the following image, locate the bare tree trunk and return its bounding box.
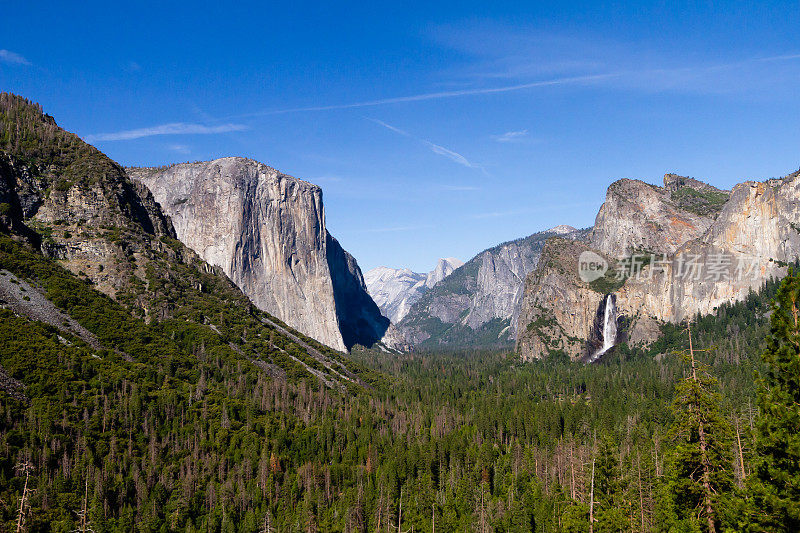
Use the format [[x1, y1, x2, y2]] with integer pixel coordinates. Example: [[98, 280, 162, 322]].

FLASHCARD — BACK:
[[570, 444, 576, 500], [589, 453, 595, 533], [16, 461, 32, 533], [735, 416, 746, 486], [397, 487, 402, 533], [637, 451, 645, 532]]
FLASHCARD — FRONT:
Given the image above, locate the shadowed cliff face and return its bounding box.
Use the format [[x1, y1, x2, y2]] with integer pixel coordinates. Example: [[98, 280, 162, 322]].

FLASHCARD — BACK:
[[326, 232, 390, 349], [130, 157, 387, 351]]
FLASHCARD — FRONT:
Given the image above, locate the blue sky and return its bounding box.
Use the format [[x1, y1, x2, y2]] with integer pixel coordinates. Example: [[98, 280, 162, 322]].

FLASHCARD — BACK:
[[2, 1, 800, 272]]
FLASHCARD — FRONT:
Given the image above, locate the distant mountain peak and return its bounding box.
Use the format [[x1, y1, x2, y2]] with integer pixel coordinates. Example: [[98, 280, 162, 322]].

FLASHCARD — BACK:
[[365, 257, 463, 324], [547, 224, 578, 234]]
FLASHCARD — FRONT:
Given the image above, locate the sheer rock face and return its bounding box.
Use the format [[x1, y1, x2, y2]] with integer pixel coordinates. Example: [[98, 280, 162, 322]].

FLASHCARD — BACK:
[[130, 158, 387, 351], [386, 226, 587, 349], [364, 258, 463, 323], [618, 175, 800, 325], [516, 171, 800, 361], [325, 233, 391, 350]]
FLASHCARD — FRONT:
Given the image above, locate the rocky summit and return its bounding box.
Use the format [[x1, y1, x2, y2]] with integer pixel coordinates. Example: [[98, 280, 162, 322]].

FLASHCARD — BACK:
[[129, 158, 388, 351], [0, 92, 370, 390]]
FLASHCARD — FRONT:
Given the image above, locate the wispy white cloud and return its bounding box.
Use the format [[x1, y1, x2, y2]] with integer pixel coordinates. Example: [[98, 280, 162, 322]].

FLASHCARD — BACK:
[[85, 122, 248, 142], [225, 30, 800, 119], [492, 130, 528, 143], [167, 144, 191, 154], [372, 120, 409, 136], [240, 73, 617, 117], [423, 141, 472, 167], [369, 118, 486, 173], [0, 49, 30, 65], [758, 53, 800, 62]]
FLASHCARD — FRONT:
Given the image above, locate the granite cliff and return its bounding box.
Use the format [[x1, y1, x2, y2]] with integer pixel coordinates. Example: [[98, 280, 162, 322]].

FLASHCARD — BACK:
[[129, 158, 388, 351], [588, 175, 726, 256]]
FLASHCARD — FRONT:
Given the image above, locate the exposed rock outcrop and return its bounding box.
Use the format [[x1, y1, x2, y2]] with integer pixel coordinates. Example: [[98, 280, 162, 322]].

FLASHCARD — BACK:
[[130, 158, 388, 351], [515, 238, 609, 361], [388, 226, 587, 349], [589, 175, 726, 257], [618, 175, 800, 327], [365, 257, 463, 323], [0, 94, 174, 300]]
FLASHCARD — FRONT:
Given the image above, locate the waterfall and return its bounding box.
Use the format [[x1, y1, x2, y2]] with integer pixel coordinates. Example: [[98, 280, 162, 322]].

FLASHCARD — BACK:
[[588, 294, 617, 363]]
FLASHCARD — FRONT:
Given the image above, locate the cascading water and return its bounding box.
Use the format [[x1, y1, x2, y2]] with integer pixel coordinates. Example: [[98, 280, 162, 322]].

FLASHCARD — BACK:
[[588, 294, 617, 363]]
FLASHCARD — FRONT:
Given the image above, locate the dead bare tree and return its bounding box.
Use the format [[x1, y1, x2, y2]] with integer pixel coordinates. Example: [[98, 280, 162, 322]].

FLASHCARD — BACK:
[[389, 487, 411, 533], [15, 460, 34, 533], [260, 510, 275, 533], [72, 474, 94, 533]]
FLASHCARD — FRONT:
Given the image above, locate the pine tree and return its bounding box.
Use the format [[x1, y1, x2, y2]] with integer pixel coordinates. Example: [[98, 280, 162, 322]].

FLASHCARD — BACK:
[[749, 270, 800, 531], [661, 324, 735, 532], [594, 437, 629, 532]]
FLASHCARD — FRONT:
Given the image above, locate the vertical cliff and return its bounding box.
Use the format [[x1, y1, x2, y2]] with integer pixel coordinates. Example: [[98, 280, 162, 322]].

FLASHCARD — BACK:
[[515, 238, 606, 361], [618, 174, 800, 326], [129, 158, 387, 351], [0, 92, 371, 390], [588, 176, 723, 256], [325, 232, 390, 349]]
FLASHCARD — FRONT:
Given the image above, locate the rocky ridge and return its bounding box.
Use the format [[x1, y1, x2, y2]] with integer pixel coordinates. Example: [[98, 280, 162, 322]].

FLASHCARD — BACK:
[[0, 93, 369, 389]]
